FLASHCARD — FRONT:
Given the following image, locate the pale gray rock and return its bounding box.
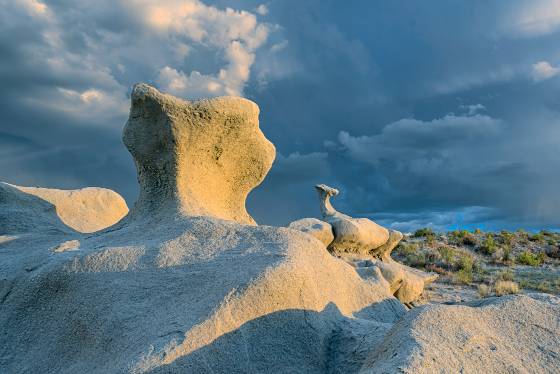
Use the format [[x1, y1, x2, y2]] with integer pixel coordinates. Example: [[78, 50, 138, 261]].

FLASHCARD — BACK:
[[361, 294, 560, 373], [315, 184, 390, 255], [0, 182, 128, 234], [51, 239, 80, 253], [314, 183, 436, 304], [288, 218, 334, 247]]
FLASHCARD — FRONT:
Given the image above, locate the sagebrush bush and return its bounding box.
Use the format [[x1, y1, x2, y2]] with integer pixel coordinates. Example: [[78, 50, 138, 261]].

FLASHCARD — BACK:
[[516, 250, 545, 266], [396, 242, 418, 257], [437, 245, 455, 264], [453, 269, 473, 284], [516, 229, 530, 244], [477, 284, 490, 298], [449, 230, 478, 246], [493, 280, 519, 296], [455, 252, 474, 272], [495, 269, 514, 282], [413, 227, 435, 238], [499, 230, 515, 246], [530, 232, 546, 243], [502, 245, 513, 263], [480, 234, 497, 255]]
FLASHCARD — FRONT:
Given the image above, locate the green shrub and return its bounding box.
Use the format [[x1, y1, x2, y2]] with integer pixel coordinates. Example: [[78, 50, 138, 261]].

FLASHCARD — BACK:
[[516, 229, 530, 244], [413, 227, 435, 238], [502, 245, 512, 263], [455, 252, 474, 272], [449, 230, 478, 246], [480, 234, 497, 255], [499, 230, 515, 246], [396, 242, 418, 257], [437, 245, 456, 264], [495, 269, 514, 282], [529, 232, 545, 243], [516, 250, 545, 266], [453, 269, 473, 284], [403, 251, 428, 268]]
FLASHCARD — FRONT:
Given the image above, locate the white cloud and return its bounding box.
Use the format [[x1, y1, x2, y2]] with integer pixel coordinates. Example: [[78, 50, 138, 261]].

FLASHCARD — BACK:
[[17, 0, 48, 16], [337, 113, 503, 169], [431, 66, 516, 95], [138, 0, 270, 97], [0, 0, 277, 127], [156, 67, 226, 98], [459, 104, 486, 116], [531, 61, 560, 82], [507, 0, 560, 37], [256, 5, 269, 16], [23, 87, 129, 124]]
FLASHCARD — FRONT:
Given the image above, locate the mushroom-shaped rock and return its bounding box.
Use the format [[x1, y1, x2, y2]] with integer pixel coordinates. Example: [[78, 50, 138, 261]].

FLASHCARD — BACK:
[[315, 184, 390, 255], [123, 83, 275, 225], [288, 218, 334, 247]]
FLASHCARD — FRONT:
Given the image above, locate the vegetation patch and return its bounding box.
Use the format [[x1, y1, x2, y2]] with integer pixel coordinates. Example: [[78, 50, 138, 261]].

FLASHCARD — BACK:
[[516, 250, 545, 266]]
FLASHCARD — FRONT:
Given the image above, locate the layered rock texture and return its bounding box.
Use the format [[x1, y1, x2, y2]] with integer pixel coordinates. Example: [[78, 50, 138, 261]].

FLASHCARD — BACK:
[[1, 84, 559, 373]]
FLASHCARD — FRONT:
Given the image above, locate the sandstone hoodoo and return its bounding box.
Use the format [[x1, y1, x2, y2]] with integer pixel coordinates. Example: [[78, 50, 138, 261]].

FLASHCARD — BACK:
[[1, 84, 558, 373], [315, 183, 391, 255], [288, 183, 437, 306], [123, 83, 275, 225]]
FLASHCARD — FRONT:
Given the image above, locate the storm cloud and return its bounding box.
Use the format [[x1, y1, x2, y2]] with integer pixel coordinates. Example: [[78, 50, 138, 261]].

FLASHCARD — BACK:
[[1, 0, 559, 231]]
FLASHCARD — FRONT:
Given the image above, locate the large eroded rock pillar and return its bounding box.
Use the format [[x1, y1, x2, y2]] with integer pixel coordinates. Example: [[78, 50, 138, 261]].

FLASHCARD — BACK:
[[123, 84, 275, 225]]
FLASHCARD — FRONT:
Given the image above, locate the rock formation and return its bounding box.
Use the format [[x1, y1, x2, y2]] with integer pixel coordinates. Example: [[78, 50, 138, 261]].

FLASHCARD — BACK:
[[0, 182, 128, 234], [288, 218, 334, 247], [123, 83, 274, 225], [1, 84, 558, 373], [287, 183, 436, 306], [315, 184, 394, 256]]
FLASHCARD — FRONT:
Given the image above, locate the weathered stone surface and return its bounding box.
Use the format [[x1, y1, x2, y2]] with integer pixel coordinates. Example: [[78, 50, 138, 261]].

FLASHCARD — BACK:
[[123, 83, 275, 225], [314, 183, 436, 304], [375, 229, 404, 260], [315, 184, 390, 255], [0, 182, 128, 234], [288, 218, 334, 246], [361, 294, 560, 374]]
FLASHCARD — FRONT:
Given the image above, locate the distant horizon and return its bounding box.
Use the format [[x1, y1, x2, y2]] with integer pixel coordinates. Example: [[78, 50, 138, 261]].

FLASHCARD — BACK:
[[1, 0, 559, 231]]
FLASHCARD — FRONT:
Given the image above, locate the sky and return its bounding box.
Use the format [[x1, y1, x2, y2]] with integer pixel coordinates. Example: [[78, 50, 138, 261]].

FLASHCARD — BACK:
[[1, 0, 559, 232]]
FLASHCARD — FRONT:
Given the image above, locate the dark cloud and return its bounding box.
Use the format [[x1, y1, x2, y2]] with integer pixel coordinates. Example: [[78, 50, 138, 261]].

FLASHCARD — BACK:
[[1, 0, 559, 230]]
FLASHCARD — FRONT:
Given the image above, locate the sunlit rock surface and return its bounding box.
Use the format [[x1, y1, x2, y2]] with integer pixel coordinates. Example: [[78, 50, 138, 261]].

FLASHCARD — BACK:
[[288, 217, 334, 247], [0, 182, 128, 234], [123, 83, 274, 225]]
